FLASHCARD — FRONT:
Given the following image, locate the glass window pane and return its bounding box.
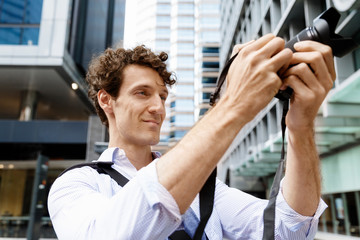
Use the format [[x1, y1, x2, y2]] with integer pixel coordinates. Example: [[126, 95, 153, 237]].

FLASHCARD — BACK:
[[157, 16, 170, 24], [1, 0, 26, 23], [0, 28, 21, 44], [24, 0, 43, 24], [175, 85, 194, 96], [22, 27, 40, 45]]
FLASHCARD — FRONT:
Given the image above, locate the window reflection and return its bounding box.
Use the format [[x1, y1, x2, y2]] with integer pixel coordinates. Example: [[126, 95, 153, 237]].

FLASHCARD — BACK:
[[0, 0, 43, 45]]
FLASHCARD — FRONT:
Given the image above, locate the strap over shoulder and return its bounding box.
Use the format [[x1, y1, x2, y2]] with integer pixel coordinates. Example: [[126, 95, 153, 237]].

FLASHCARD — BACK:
[[59, 161, 129, 187], [58, 161, 213, 240]]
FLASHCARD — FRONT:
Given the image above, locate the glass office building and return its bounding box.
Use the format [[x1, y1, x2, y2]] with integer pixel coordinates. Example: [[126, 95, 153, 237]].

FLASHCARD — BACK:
[[0, 0, 125, 238], [218, 0, 360, 238], [129, 0, 220, 147], [130, 0, 173, 152], [168, 0, 196, 143], [194, 0, 220, 121]]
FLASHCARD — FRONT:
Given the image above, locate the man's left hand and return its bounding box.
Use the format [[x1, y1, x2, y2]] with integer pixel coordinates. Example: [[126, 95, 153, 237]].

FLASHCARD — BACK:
[[281, 41, 336, 132]]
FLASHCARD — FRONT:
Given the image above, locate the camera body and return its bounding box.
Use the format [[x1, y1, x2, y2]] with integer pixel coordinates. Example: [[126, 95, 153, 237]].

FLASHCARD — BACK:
[[275, 7, 359, 101]]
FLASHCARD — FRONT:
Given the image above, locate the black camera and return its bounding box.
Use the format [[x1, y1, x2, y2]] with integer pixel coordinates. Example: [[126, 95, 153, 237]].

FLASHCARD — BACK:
[[275, 7, 359, 101]]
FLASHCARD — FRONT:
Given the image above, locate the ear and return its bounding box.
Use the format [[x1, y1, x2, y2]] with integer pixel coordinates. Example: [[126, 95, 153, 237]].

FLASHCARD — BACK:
[[97, 89, 114, 114]]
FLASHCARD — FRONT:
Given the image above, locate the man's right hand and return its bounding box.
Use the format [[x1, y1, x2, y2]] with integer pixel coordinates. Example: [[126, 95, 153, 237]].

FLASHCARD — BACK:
[[221, 34, 293, 123]]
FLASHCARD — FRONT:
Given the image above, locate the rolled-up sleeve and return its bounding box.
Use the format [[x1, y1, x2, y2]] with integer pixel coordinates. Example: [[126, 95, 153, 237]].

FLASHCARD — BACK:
[[215, 179, 327, 240], [275, 183, 327, 239], [48, 159, 181, 240]]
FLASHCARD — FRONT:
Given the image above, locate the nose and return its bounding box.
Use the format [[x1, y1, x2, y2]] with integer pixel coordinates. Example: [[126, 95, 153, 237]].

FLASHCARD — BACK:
[[148, 95, 165, 115]]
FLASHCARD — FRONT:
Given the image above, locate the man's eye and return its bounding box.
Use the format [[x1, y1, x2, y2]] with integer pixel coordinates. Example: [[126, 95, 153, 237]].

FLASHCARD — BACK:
[[136, 91, 146, 96], [160, 95, 167, 101]]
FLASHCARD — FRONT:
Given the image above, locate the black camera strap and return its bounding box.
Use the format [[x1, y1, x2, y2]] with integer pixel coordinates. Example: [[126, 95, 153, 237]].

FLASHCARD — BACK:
[[262, 100, 288, 239], [210, 52, 289, 240]]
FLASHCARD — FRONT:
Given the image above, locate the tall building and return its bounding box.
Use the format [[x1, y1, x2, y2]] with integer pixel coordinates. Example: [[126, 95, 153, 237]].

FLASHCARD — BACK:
[[168, 0, 196, 143], [0, 0, 125, 238], [128, 0, 220, 147], [194, 0, 220, 121], [218, 0, 360, 238], [130, 0, 172, 153]]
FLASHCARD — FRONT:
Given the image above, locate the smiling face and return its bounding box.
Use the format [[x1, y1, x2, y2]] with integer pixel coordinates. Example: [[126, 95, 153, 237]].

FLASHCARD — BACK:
[[109, 64, 168, 147]]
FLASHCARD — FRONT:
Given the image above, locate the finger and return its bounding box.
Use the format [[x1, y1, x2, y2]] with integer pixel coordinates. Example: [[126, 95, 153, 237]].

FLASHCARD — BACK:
[[290, 51, 333, 90], [282, 74, 313, 101], [283, 63, 319, 90], [242, 33, 276, 53], [294, 41, 336, 80], [231, 40, 255, 57], [267, 48, 293, 72], [258, 37, 286, 58]]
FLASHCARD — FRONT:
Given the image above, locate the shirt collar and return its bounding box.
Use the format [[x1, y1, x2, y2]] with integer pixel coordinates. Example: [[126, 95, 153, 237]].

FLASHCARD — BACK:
[[96, 147, 162, 165]]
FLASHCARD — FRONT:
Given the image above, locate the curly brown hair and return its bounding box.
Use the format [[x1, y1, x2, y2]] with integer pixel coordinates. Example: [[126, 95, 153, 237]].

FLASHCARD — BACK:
[[86, 45, 176, 128]]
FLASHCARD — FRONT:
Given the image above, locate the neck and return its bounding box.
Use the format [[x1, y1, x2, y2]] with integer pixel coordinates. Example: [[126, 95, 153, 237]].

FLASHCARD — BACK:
[[108, 140, 153, 171]]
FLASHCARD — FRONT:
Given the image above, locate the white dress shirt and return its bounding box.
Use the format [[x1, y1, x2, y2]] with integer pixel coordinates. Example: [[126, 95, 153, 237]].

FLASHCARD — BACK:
[[48, 147, 327, 240]]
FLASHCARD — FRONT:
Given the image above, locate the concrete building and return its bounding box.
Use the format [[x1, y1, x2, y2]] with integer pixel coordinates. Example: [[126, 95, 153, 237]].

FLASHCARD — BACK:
[[218, 0, 360, 238], [0, 0, 125, 238]]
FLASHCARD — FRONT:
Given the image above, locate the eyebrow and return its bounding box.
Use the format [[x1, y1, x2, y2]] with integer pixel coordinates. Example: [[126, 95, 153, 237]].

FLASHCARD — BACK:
[[131, 84, 168, 95]]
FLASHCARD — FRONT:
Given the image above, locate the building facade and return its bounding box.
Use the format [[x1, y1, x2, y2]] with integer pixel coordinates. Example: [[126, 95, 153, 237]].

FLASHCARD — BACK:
[[194, 0, 220, 121], [218, 0, 360, 238], [0, 0, 125, 238], [128, 0, 220, 147], [130, 0, 173, 152], [168, 0, 196, 143]]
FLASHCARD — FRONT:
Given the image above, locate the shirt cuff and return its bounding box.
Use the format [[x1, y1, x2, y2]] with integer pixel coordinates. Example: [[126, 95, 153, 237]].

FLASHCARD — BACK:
[[276, 180, 328, 233], [137, 158, 182, 225]]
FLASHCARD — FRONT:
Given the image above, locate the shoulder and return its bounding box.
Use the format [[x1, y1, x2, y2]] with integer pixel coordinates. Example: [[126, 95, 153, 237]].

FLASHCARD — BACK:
[[50, 164, 120, 199], [51, 166, 102, 194]]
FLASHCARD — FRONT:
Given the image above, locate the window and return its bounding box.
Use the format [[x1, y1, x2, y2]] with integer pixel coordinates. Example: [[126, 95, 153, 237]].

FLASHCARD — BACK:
[[201, 31, 220, 42], [200, 3, 219, 12], [354, 31, 360, 71], [171, 99, 194, 111], [170, 130, 188, 139], [202, 77, 217, 84], [178, 56, 195, 67], [202, 62, 219, 69], [156, 28, 170, 37], [178, 3, 193, 11], [0, 0, 43, 45], [174, 85, 194, 96], [157, 16, 170, 24], [177, 16, 193, 24], [202, 92, 212, 100], [175, 70, 194, 83], [170, 114, 194, 126], [202, 47, 219, 54], [157, 4, 171, 13], [155, 40, 170, 50], [200, 17, 219, 26], [199, 108, 209, 116], [177, 29, 194, 37], [177, 43, 194, 51], [319, 192, 360, 237]]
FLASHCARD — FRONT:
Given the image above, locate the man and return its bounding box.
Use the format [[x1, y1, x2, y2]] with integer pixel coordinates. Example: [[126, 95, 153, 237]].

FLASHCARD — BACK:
[[48, 34, 335, 239]]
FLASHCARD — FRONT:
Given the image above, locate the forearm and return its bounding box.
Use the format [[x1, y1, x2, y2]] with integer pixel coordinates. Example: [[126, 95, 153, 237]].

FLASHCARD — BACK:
[[157, 96, 248, 214], [282, 127, 321, 216]]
